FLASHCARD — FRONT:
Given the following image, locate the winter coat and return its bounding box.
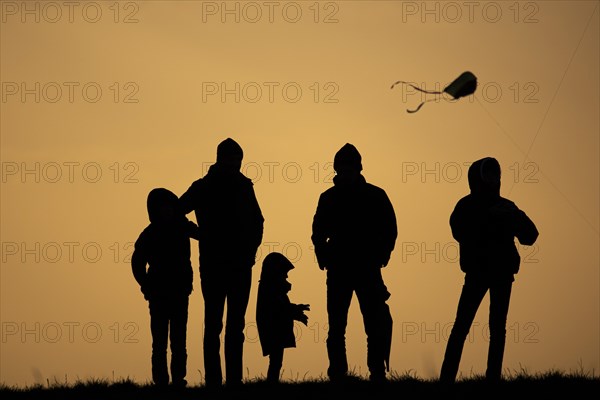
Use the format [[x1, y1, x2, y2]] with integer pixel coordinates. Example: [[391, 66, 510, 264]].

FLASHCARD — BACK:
[[132, 188, 197, 300], [179, 163, 264, 270], [311, 174, 398, 270], [450, 157, 539, 278], [256, 277, 299, 356]]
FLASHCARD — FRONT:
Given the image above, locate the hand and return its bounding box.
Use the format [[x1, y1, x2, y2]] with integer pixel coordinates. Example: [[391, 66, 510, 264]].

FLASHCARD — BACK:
[[294, 304, 310, 325], [186, 221, 200, 240], [297, 313, 309, 326], [380, 252, 391, 268], [297, 304, 310, 312], [315, 245, 331, 270], [140, 284, 151, 301]]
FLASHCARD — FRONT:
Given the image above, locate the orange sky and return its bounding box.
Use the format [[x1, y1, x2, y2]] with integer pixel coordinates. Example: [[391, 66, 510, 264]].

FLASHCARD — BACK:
[[1, 0, 598, 387]]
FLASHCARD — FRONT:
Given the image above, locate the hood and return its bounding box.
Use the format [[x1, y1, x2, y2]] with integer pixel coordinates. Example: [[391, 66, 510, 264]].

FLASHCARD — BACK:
[[260, 252, 294, 281], [468, 157, 501, 197], [147, 188, 180, 224]]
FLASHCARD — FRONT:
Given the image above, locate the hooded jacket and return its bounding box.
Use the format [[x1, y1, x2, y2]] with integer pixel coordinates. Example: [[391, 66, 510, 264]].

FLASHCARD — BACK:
[[179, 163, 264, 271], [131, 188, 197, 300], [256, 252, 307, 356], [450, 157, 539, 278]]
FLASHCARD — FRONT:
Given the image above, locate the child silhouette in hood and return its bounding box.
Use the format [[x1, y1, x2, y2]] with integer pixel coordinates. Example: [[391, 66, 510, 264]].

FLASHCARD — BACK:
[[131, 187, 199, 387], [256, 252, 309, 383]]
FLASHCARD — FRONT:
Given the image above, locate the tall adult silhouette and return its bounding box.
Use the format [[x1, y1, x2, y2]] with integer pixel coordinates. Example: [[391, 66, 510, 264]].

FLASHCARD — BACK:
[[311, 143, 397, 382], [180, 138, 264, 388], [439, 157, 539, 383]]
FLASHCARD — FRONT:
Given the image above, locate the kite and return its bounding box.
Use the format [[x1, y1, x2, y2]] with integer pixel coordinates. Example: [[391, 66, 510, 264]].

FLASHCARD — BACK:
[[391, 71, 478, 113]]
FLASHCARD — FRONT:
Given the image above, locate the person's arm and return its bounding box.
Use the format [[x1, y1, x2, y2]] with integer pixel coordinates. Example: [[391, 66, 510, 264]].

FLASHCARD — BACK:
[[185, 218, 200, 241], [515, 210, 538, 245], [508, 205, 539, 246], [379, 190, 398, 267], [290, 302, 310, 325], [179, 180, 198, 216], [311, 193, 331, 270], [449, 197, 477, 244], [247, 183, 264, 255], [131, 235, 149, 298], [488, 200, 539, 245]]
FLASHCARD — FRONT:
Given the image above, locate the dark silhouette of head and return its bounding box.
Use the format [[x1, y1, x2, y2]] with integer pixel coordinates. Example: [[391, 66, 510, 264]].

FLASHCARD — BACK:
[[260, 252, 294, 280], [147, 188, 179, 225], [333, 143, 363, 175], [468, 157, 501, 197], [216, 138, 243, 172]]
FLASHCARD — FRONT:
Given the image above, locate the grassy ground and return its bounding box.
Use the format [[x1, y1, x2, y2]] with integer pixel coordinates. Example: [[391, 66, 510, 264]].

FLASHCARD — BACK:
[[1, 369, 598, 399]]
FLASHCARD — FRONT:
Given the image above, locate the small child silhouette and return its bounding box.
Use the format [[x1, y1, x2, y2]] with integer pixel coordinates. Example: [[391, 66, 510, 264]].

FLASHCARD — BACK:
[[131, 188, 199, 387], [256, 252, 310, 383]]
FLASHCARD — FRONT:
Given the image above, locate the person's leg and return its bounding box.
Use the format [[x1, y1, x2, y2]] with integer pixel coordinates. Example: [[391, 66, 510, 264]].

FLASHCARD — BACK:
[[169, 296, 189, 387], [439, 277, 488, 383], [201, 271, 227, 388], [149, 300, 169, 386], [267, 348, 284, 383], [326, 270, 354, 380], [486, 279, 513, 381], [355, 268, 392, 381], [224, 267, 252, 386]]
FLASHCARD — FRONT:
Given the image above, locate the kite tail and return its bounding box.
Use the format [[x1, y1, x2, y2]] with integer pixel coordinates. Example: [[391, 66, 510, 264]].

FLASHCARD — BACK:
[[407, 102, 425, 113], [390, 80, 443, 95], [391, 80, 444, 113], [407, 97, 439, 113]]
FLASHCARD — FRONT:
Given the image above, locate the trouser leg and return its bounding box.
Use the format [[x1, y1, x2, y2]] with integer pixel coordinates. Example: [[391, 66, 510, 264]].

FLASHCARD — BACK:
[[149, 300, 169, 385], [355, 268, 392, 380], [170, 296, 189, 386], [224, 268, 252, 386], [440, 279, 488, 382], [201, 274, 226, 387], [267, 348, 284, 383], [486, 281, 512, 381], [326, 271, 353, 379]]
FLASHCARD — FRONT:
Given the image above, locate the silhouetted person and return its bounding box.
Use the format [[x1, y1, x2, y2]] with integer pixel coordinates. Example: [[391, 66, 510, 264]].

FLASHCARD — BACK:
[[180, 138, 264, 388], [311, 143, 397, 382], [131, 188, 199, 387], [256, 252, 310, 383], [439, 157, 539, 383]]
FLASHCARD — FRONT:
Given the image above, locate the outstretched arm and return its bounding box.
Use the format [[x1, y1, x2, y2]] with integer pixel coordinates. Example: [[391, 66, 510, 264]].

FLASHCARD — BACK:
[[179, 181, 198, 216], [290, 303, 310, 325]]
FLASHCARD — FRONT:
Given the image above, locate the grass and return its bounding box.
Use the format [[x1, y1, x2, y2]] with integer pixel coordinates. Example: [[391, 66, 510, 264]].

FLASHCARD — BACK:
[[1, 368, 598, 399]]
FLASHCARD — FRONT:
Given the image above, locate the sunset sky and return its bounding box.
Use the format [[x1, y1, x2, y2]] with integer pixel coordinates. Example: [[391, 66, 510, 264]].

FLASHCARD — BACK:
[[1, 0, 598, 387]]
